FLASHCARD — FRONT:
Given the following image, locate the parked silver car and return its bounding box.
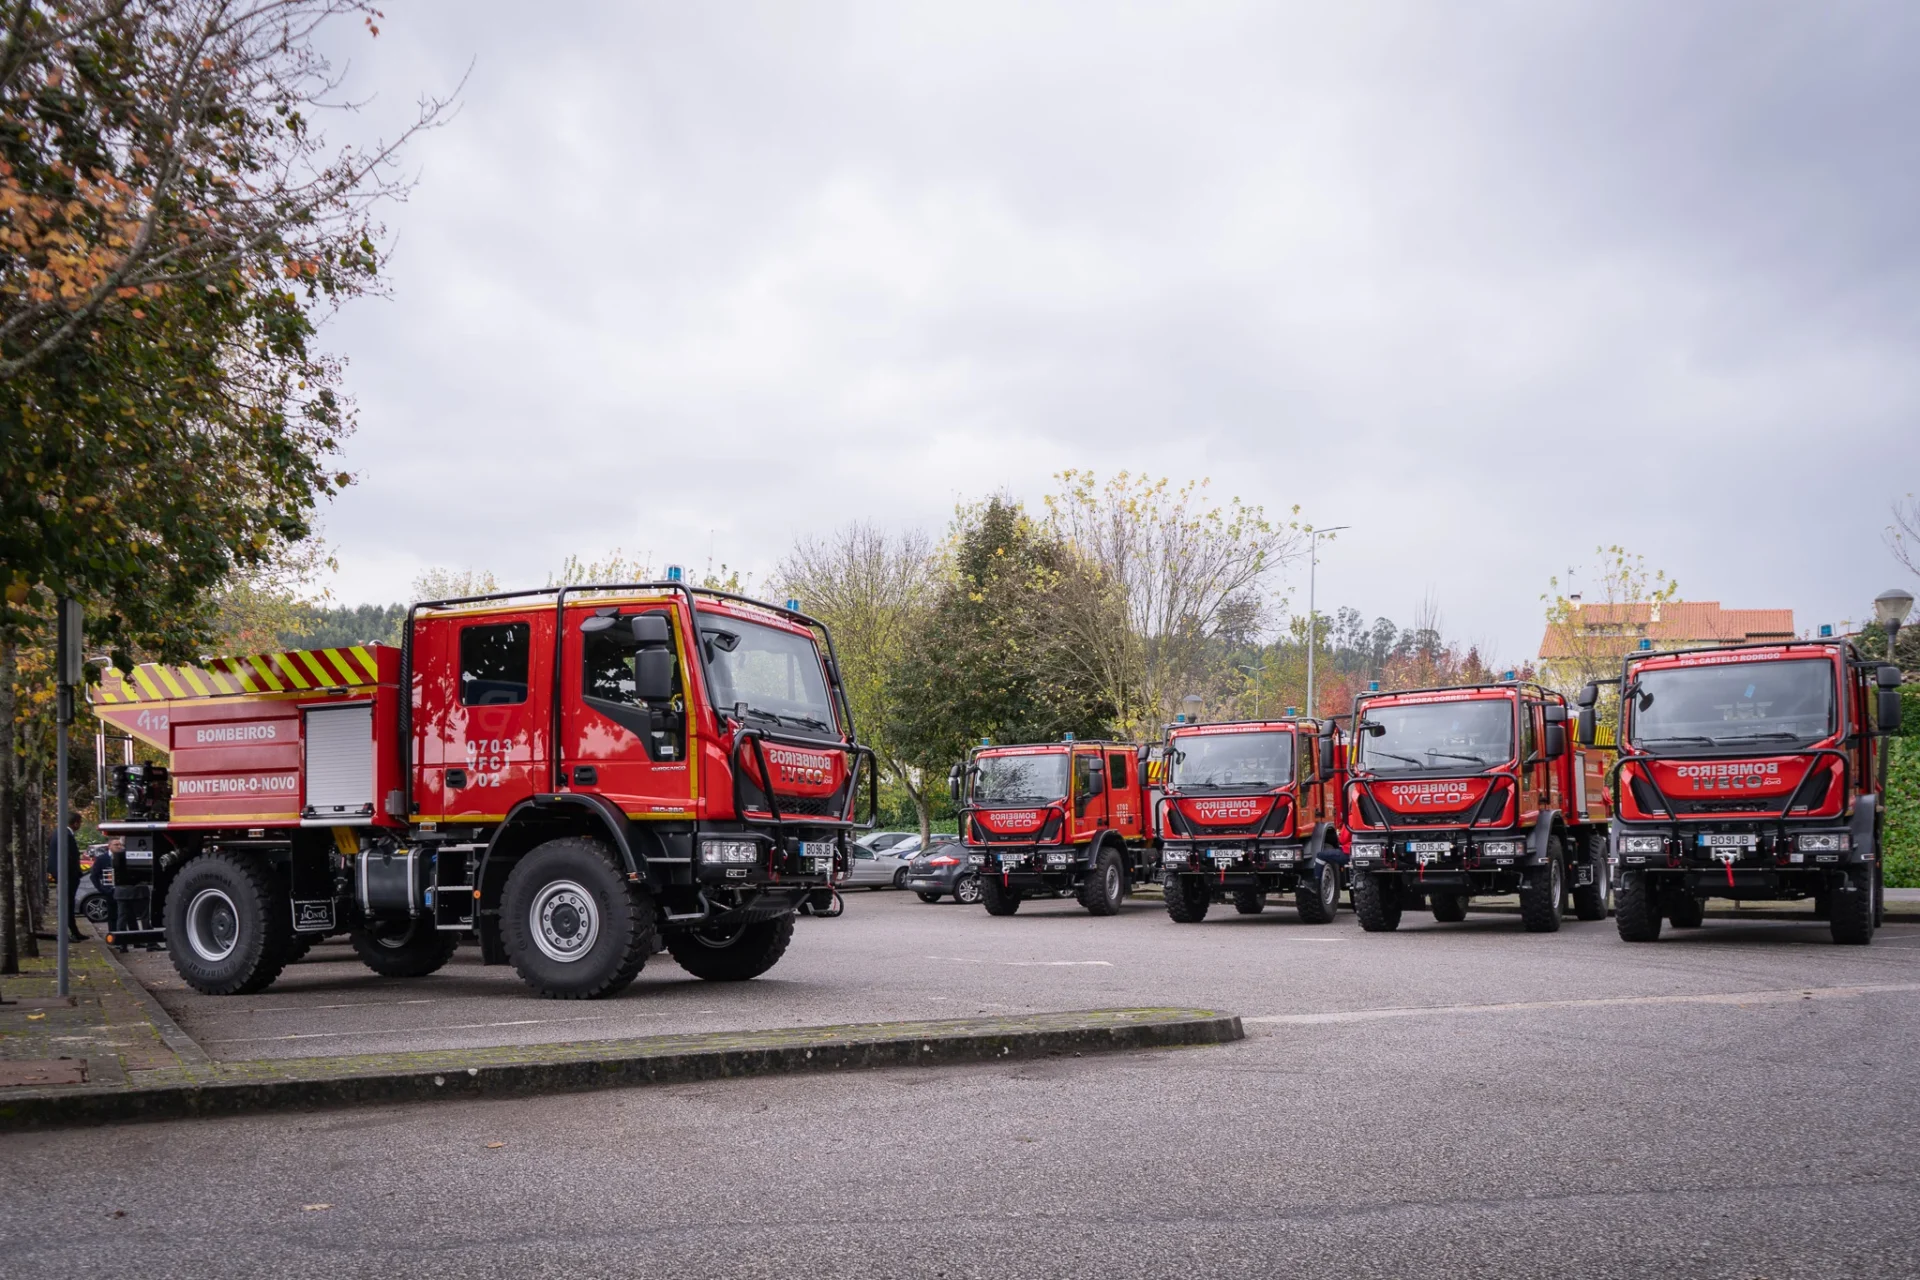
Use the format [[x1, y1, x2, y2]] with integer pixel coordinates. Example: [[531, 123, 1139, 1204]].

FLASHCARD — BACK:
[[844, 839, 916, 890]]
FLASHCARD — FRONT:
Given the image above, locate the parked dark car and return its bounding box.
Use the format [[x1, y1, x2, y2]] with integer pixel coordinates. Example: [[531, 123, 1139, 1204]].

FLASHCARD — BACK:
[[904, 840, 982, 904]]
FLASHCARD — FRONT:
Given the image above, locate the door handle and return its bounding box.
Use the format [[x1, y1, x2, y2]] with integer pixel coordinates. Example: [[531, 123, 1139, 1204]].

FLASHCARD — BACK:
[[445, 768, 467, 790], [572, 766, 598, 786]]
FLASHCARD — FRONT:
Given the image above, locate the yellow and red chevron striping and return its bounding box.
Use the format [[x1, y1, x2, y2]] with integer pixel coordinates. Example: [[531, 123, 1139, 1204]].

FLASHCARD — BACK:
[[93, 645, 388, 705]]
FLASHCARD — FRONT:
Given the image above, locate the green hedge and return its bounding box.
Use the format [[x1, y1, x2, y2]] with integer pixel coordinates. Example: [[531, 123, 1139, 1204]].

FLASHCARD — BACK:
[[1886, 685, 1920, 888]]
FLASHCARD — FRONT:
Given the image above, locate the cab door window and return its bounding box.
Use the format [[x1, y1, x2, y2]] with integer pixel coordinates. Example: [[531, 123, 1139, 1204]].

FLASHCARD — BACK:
[[581, 611, 685, 762]]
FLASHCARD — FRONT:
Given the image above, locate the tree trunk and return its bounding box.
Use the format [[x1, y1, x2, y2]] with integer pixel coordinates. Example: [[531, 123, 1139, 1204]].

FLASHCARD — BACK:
[[0, 639, 15, 973]]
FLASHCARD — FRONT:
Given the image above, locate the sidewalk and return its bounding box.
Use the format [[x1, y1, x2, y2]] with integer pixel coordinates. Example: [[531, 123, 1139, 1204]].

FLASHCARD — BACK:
[[0, 934, 1239, 1131]]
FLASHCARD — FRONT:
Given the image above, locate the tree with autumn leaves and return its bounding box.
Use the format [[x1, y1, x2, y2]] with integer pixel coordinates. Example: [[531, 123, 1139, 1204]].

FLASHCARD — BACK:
[[0, 1, 449, 970]]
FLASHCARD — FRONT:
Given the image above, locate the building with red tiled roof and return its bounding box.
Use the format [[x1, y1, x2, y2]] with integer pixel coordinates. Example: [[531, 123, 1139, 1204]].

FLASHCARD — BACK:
[[1537, 601, 1797, 660]]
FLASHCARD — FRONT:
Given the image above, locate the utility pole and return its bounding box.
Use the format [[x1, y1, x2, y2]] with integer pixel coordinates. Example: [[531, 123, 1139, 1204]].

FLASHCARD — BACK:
[[1875, 588, 1913, 803], [55, 597, 81, 996], [1304, 526, 1349, 719]]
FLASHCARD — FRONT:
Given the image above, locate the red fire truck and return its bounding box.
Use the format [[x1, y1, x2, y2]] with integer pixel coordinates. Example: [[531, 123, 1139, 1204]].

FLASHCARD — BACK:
[[1157, 717, 1347, 923], [950, 738, 1159, 916], [1579, 640, 1902, 945], [90, 584, 872, 998], [1346, 680, 1611, 931]]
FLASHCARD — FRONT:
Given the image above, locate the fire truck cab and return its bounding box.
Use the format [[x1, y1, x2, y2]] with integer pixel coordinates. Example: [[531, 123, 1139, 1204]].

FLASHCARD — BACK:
[[1157, 717, 1347, 923], [1582, 640, 1902, 945], [1346, 680, 1611, 932], [93, 584, 871, 998], [951, 738, 1158, 916]]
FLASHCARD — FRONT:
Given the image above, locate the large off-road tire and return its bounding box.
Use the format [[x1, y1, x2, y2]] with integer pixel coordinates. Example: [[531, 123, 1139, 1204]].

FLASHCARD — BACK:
[[980, 875, 1023, 916], [282, 934, 316, 965], [1232, 889, 1266, 915], [953, 875, 984, 905], [1519, 839, 1565, 933], [1295, 860, 1340, 924], [1351, 872, 1402, 933], [1572, 834, 1611, 921], [1873, 864, 1885, 929], [501, 837, 654, 999], [351, 918, 459, 978], [916, 891, 943, 904], [1614, 869, 1662, 942], [666, 914, 795, 981], [1666, 893, 1705, 929], [1830, 867, 1876, 946], [1429, 891, 1468, 923], [1079, 847, 1127, 917], [1163, 875, 1211, 923], [165, 851, 293, 995]]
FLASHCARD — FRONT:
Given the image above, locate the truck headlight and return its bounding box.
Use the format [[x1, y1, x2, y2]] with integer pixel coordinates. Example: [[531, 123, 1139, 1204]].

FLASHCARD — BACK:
[[1620, 836, 1664, 855], [1046, 852, 1070, 865], [1351, 844, 1385, 861], [1795, 833, 1847, 853], [966, 854, 985, 866], [701, 838, 759, 864], [1479, 841, 1520, 858]]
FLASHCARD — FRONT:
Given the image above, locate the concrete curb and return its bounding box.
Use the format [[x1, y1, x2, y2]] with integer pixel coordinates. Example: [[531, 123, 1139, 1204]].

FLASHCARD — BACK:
[[0, 1007, 1242, 1132], [92, 937, 211, 1066]]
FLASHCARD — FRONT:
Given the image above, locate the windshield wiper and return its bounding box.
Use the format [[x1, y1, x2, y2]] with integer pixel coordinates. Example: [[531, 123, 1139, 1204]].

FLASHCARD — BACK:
[[1368, 751, 1423, 767], [1638, 735, 1717, 746], [1424, 751, 1490, 765], [1710, 731, 1805, 745]]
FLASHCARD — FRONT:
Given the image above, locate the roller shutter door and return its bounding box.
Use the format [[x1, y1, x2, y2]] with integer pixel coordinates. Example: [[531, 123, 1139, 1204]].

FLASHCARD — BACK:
[[305, 704, 374, 820]]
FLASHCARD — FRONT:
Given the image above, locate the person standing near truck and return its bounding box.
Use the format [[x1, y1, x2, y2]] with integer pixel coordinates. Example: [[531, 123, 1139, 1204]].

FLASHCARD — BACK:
[[45, 812, 85, 943]]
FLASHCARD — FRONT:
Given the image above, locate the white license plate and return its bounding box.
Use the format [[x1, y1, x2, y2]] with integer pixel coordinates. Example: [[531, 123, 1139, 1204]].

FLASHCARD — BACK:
[[798, 840, 837, 859], [1000, 855, 1026, 867], [1699, 834, 1756, 849], [1206, 848, 1241, 860], [1407, 841, 1452, 854]]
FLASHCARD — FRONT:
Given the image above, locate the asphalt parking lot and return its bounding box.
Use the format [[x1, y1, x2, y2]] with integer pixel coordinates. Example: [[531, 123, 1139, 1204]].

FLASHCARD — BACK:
[[14, 890, 1920, 1279], [121, 886, 1920, 1061]]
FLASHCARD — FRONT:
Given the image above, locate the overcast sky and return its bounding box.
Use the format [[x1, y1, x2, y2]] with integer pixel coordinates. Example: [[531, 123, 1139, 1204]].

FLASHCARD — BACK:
[[310, 1, 1920, 661]]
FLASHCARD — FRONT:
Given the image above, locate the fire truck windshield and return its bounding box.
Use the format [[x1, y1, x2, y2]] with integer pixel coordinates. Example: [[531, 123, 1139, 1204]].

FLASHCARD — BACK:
[[973, 753, 1070, 806], [1357, 699, 1512, 773], [698, 613, 837, 734], [1627, 658, 1835, 751], [1170, 731, 1292, 791]]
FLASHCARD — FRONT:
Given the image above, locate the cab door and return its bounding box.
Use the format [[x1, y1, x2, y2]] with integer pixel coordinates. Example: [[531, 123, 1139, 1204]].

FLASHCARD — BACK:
[[437, 612, 550, 822], [1070, 746, 1108, 843], [1105, 749, 1141, 838], [559, 603, 696, 817], [1294, 727, 1320, 833], [1517, 699, 1547, 826]]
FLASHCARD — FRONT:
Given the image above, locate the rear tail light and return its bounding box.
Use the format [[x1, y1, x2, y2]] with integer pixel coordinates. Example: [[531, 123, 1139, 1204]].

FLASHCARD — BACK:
[[928, 856, 960, 866]]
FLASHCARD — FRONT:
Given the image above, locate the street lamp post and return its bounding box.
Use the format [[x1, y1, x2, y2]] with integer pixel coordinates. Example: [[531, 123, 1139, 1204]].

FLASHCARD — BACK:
[[1182, 693, 1204, 725], [1874, 588, 1913, 801], [1304, 525, 1349, 719], [1237, 661, 1269, 720]]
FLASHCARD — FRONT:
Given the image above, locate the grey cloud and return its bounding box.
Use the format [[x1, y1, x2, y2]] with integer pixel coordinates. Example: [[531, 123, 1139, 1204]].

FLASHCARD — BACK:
[[314, 0, 1920, 652]]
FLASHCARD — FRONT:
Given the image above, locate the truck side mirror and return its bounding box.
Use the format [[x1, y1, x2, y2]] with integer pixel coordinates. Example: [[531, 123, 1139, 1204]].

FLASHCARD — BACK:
[[635, 649, 675, 702], [1544, 723, 1566, 759], [1576, 683, 1599, 708], [1543, 704, 1568, 725], [948, 763, 963, 807], [632, 614, 671, 647], [1879, 664, 1903, 689], [1360, 720, 1385, 737], [1576, 707, 1597, 747], [1879, 688, 1904, 735], [1317, 734, 1336, 780]]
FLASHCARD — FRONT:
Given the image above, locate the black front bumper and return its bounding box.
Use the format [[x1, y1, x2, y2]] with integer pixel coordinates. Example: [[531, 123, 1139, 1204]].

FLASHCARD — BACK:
[[968, 845, 1088, 891], [1161, 841, 1316, 892]]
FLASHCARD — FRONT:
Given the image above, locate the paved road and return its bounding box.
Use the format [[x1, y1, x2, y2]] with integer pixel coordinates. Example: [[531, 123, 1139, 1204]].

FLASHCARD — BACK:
[[13, 894, 1920, 1278], [122, 888, 1920, 1060]]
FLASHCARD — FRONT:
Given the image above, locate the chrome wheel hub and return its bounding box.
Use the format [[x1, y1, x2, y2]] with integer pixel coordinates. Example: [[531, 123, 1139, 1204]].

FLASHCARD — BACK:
[[530, 880, 600, 963], [185, 888, 240, 962]]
